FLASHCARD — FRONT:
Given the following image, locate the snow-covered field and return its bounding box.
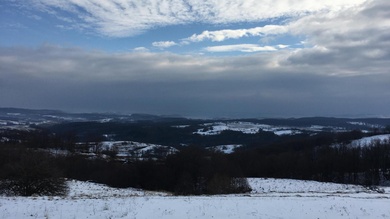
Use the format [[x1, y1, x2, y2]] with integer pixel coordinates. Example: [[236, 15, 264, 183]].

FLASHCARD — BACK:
[[193, 122, 345, 136], [1, 178, 390, 219], [350, 134, 390, 147], [74, 141, 178, 160]]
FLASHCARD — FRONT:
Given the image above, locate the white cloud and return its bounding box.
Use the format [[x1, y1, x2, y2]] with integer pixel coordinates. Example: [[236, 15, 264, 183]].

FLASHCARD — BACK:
[[152, 41, 178, 48], [205, 44, 277, 53], [277, 44, 289, 49], [27, 0, 368, 37], [184, 25, 288, 42], [189, 0, 390, 59], [133, 47, 149, 52]]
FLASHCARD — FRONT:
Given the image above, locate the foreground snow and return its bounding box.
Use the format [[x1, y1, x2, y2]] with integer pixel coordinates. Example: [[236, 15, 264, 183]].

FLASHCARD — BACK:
[[1, 179, 390, 219], [248, 178, 369, 194]]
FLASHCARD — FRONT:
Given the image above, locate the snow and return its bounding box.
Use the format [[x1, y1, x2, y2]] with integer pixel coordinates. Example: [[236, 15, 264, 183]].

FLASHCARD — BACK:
[[94, 141, 179, 159], [0, 125, 35, 131], [1, 137, 10, 143], [98, 118, 113, 123], [348, 122, 384, 129], [67, 180, 153, 198], [6, 113, 21, 116], [1, 178, 389, 219], [248, 178, 368, 194], [194, 122, 343, 136], [273, 129, 302, 136], [43, 115, 83, 121], [194, 122, 267, 135], [46, 149, 70, 156], [172, 125, 190, 128], [350, 134, 390, 147], [207, 144, 243, 154]]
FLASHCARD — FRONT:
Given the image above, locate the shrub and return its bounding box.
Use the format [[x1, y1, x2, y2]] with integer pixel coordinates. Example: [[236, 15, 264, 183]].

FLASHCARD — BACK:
[[207, 174, 251, 195], [0, 149, 68, 196]]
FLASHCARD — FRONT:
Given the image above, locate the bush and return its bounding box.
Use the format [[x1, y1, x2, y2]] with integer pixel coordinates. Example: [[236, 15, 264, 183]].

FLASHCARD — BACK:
[[167, 146, 252, 195], [207, 174, 251, 194], [0, 148, 68, 196]]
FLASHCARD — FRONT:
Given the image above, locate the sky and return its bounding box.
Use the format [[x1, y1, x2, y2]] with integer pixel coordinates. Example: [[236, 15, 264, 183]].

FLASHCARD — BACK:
[[1, 0, 390, 118]]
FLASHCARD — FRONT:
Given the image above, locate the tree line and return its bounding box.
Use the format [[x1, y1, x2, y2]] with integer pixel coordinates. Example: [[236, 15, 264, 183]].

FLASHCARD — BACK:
[[1, 129, 390, 196]]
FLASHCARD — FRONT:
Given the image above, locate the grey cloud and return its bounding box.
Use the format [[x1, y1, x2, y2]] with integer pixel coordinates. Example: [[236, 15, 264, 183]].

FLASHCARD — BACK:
[[283, 0, 390, 76], [1, 45, 390, 117], [2, 0, 390, 117]]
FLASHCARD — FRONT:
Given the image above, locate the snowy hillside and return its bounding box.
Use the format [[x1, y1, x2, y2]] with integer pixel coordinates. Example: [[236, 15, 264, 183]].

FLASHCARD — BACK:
[[349, 134, 390, 147], [248, 178, 368, 194], [1, 178, 389, 219], [80, 141, 179, 160], [193, 121, 345, 136]]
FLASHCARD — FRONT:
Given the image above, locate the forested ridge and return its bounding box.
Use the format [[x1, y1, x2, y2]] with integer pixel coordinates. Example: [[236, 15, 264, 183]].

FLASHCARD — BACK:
[[1, 126, 390, 196]]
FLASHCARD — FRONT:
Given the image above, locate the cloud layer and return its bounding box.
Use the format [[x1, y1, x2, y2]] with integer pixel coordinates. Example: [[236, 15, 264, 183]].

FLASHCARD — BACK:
[[1, 37, 389, 117], [205, 44, 277, 53], [152, 0, 389, 57], [26, 0, 367, 37], [1, 0, 390, 117]]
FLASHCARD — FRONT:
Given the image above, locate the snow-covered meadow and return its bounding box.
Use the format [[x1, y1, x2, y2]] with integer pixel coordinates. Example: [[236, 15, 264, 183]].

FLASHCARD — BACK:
[[1, 178, 389, 219], [192, 121, 345, 136], [349, 134, 390, 147]]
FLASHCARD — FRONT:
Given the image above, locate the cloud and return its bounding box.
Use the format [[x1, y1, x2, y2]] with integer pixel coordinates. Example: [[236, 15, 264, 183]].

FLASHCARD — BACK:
[[282, 0, 390, 75], [184, 25, 288, 43], [152, 41, 178, 49], [133, 47, 149, 52], [1, 37, 390, 117], [276, 45, 289, 49], [1, 0, 390, 117], [24, 0, 367, 37], [205, 44, 277, 53]]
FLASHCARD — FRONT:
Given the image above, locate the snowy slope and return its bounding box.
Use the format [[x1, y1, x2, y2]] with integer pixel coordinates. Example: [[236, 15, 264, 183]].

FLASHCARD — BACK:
[[350, 134, 390, 147], [78, 141, 179, 160], [248, 178, 368, 194], [193, 121, 343, 136], [1, 178, 390, 219]]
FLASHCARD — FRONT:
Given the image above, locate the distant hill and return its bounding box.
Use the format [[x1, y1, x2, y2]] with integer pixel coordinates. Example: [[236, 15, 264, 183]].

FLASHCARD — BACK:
[[1, 107, 390, 148], [0, 107, 185, 125]]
